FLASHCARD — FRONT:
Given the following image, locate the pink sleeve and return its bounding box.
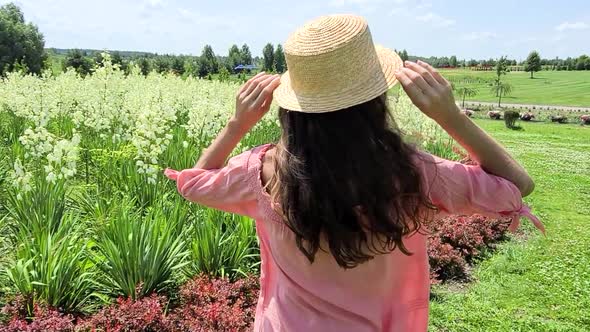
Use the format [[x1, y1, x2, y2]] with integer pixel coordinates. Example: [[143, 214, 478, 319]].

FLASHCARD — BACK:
[[163, 145, 269, 218], [414, 151, 544, 234]]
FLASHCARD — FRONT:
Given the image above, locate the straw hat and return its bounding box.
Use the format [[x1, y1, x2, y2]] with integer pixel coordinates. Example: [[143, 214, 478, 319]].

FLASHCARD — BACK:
[[273, 14, 403, 113]]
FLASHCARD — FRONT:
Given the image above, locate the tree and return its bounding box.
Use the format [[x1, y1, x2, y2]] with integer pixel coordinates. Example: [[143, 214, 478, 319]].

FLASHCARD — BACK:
[[241, 44, 253, 65], [262, 43, 274, 72], [273, 44, 286, 73], [171, 57, 185, 75], [399, 49, 409, 62], [575, 55, 589, 70], [200, 44, 219, 75], [111, 51, 127, 72], [524, 51, 541, 78], [138, 58, 151, 76], [93, 52, 104, 67], [0, 3, 47, 75], [449, 55, 458, 68], [493, 56, 508, 97], [218, 66, 230, 82], [228, 44, 242, 71], [63, 49, 92, 76], [490, 81, 513, 107], [153, 56, 171, 73], [454, 86, 478, 108]]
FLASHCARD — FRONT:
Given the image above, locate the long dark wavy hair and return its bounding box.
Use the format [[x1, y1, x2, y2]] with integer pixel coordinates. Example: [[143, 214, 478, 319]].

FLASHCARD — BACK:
[[268, 93, 436, 269]]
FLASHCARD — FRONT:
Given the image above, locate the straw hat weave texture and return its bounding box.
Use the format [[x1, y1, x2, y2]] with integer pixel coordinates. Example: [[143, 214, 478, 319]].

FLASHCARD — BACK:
[[273, 14, 403, 113]]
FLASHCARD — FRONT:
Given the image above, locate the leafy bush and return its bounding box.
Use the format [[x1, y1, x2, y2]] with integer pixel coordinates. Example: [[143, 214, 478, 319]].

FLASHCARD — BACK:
[[2, 275, 259, 332], [1, 300, 76, 332], [487, 111, 502, 120], [504, 110, 520, 129], [188, 209, 259, 280], [94, 201, 189, 299], [4, 181, 101, 315], [520, 112, 535, 121], [427, 215, 511, 283], [550, 115, 568, 123], [166, 275, 259, 331], [78, 291, 168, 332]]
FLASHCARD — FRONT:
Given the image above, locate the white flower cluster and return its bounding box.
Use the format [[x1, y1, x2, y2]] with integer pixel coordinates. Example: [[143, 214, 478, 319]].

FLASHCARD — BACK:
[[44, 133, 81, 183], [10, 158, 33, 196]]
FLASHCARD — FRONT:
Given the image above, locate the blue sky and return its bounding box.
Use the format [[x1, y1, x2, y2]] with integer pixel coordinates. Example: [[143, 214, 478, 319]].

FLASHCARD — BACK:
[[4, 0, 589, 60]]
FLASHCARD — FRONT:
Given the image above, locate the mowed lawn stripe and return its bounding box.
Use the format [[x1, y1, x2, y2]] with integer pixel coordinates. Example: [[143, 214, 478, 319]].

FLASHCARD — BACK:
[[440, 70, 590, 107], [429, 120, 590, 332]]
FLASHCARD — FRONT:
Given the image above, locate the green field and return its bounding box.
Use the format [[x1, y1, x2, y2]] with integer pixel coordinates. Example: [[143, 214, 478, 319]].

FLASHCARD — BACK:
[[430, 119, 590, 331], [440, 70, 590, 108]]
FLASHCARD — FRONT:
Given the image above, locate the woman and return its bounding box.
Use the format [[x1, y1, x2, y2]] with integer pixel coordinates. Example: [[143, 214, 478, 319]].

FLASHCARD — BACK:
[[165, 14, 543, 332]]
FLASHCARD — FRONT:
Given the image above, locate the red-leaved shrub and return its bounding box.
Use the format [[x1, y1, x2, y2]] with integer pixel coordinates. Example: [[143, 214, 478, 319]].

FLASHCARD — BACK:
[[77, 293, 167, 332], [166, 275, 259, 332], [427, 214, 511, 283], [1, 300, 76, 332]]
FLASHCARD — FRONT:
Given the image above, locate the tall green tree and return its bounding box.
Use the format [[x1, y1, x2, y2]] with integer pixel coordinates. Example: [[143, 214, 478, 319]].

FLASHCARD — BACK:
[[241, 44, 253, 65], [262, 43, 274, 72], [63, 49, 92, 76], [493, 56, 508, 97], [490, 81, 513, 107], [228, 44, 242, 71], [399, 49, 409, 62], [273, 44, 286, 73], [449, 55, 458, 67], [524, 51, 541, 78], [171, 57, 185, 75], [153, 56, 171, 73], [575, 55, 589, 70], [138, 58, 151, 76], [454, 85, 479, 108], [0, 3, 47, 75], [200, 44, 219, 75]]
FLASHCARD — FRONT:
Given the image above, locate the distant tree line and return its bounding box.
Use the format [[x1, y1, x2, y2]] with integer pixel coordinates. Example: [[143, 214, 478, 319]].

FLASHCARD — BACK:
[[409, 51, 590, 71], [2, 3, 589, 80]]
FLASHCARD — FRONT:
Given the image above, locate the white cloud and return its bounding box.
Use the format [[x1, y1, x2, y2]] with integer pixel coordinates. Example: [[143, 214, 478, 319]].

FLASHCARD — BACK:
[[145, 0, 164, 8], [415, 12, 455, 27], [555, 21, 588, 31], [462, 31, 498, 41], [416, 2, 432, 10]]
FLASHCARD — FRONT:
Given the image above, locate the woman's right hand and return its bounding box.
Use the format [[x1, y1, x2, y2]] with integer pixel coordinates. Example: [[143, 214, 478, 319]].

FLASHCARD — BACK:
[[394, 60, 461, 125]]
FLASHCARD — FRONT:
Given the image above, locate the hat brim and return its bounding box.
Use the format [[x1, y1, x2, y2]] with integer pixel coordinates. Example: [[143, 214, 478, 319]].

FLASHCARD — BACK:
[[273, 45, 403, 113]]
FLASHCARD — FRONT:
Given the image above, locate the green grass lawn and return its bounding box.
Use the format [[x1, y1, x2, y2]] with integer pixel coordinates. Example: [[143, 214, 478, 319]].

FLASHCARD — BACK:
[[429, 120, 590, 331], [440, 70, 590, 108]]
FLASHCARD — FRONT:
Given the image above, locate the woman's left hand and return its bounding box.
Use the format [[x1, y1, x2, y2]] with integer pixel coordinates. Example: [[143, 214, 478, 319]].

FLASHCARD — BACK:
[[233, 72, 281, 131]]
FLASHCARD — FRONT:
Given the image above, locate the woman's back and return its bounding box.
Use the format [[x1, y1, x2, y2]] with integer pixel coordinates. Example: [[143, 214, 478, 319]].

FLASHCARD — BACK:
[[165, 14, 542, 332]]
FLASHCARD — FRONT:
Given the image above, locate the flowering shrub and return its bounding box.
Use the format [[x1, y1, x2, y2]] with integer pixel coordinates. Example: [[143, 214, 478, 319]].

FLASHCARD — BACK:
[[487, 110, 502, 119], [166, 275, 259, 331], [77, 293, 167, 332], [427, 214, 511, 283], [520, 112, 535, 121], [1, 276, 259, 331], [461, 109, 474, 117], [1, 299, 76, 332]]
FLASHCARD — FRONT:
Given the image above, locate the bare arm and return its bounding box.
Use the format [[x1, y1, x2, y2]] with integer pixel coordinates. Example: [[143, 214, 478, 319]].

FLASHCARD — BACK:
[[395, 60, 534, 197], [195, 72, 281, 169]]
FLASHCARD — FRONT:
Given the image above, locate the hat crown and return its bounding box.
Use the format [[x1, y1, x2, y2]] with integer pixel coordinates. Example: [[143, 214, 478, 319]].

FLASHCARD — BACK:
[[283, 14, 381, 97], [273, 14, 402, 113], [284, 14, 368, 56]]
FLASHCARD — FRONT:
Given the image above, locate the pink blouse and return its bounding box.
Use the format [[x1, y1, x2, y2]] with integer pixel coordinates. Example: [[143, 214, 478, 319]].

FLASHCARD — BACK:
[[164, 144, 543, 332]]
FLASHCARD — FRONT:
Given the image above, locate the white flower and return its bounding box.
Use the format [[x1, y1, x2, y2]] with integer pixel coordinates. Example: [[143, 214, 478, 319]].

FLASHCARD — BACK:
[[182, 141, 189, 148]]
